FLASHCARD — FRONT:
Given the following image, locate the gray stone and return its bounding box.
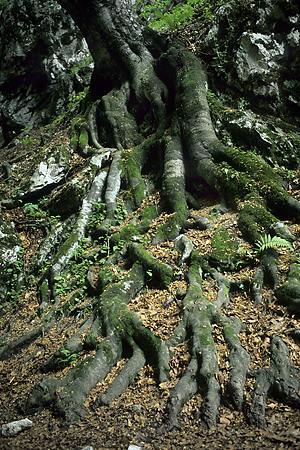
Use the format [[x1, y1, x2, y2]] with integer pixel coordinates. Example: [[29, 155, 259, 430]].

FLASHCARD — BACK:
[[132, 404, 142, 411], [174, 234, 194, 265], [236, 32, 285, 82], [0, 0, 93, 147], [287, 28, 300, 47], [2, 418, 33, 437], [25, 146, 73, 195], [270, 222, 296, 242], [128, 446, 142, 450], [214, 108, 300, 169], [0, 213, 22, 303], [201, 0, 300, 121]]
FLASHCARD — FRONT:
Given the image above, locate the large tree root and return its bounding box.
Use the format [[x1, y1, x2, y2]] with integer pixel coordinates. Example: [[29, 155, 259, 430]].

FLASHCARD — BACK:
[[2, 6, 300, 432], [249, 336, 300, 428], [23, 262, 170, 421], [160, 253, 250, 431]]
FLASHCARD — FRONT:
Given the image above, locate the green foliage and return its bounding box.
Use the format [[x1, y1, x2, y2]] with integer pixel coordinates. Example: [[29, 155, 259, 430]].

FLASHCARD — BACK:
[[100, 265, 123, 285], [23, 203, 45, 218], [115, 199, 128, 225], [52, 238, 92, 300], [67, 86, 89, 111], [21, 135, 38, 146], [136, 0, 236, 31], [254, 234, 293, 256], [88, 202, 107, 229], [57, 349, 79, 366], [136, 0, 199, 30], [70, 55, 93, 76], [112, 240, 125, 253], [6, 248, 24, 307], [206, 89, 225, 119]]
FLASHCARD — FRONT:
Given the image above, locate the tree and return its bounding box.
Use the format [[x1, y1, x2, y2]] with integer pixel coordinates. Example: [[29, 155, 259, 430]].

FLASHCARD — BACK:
[[1, 0, 300, 433]]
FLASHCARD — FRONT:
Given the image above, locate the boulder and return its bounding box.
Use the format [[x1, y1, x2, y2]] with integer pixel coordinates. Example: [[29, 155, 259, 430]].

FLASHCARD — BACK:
[[0, 0, 93, 147], [202, 0, 300, 122], [23, 145, 73, 199]]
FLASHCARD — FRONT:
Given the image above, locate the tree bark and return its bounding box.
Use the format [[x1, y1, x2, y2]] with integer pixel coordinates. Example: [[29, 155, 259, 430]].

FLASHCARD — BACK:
[[1, 0, 300, 433]]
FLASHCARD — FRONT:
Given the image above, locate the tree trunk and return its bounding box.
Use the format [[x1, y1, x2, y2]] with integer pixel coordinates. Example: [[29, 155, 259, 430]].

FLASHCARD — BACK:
[[1, 0, 300, 433]]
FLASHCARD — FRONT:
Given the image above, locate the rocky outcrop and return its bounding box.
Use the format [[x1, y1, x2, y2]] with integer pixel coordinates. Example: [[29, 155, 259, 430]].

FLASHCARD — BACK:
[[202, 0, 300, 122], [0, 0, 93, 147], [0, 213, 22, 304]]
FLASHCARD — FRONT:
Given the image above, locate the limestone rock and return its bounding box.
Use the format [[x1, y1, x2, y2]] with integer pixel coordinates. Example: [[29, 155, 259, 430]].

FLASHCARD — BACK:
[[0, 0, 93, 147], [202, 0, 300, 122], [2, 418, 33, 437], [0, 213, 22, 303], [24, 145, 73, 197]]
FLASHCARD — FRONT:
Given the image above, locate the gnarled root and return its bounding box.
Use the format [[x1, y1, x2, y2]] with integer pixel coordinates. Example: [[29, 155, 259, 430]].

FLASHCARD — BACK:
[[249, 336, 300, 428]]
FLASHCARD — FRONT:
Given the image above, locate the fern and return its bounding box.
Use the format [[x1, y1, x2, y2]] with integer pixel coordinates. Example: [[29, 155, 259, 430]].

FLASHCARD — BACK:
[[255, 234, 293, 255]]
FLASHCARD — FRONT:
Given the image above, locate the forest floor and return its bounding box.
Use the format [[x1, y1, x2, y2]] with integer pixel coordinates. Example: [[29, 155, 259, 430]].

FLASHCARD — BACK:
[[1, 17, 300, 450], [1, 125, 300, 450]]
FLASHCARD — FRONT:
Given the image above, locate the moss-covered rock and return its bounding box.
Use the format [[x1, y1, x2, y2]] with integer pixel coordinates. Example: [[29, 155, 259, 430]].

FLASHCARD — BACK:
[[275, 264, 300, 312]]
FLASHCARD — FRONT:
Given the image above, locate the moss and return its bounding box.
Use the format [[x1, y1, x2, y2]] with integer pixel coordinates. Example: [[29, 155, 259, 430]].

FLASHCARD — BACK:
[[130, 243, 173, 286], [238, 193, 277, 244], [210, 226, 239, 271], [100, 340, 115, 365], [191, 251, 212, 275], [79, 123, 89, 150], [276, 264, 300, 313], [188, 253, 204, 286], [40, 280, 49, 303], [132, 318, 164, 366], [53, 231, 79, 265], [154, 212, 184, 243], [140, 205, 158, 221], [110, 224, 140, 246], [215, 146, 289, 212], [121, 150, 146, 209], [70, 117, 82, 151]]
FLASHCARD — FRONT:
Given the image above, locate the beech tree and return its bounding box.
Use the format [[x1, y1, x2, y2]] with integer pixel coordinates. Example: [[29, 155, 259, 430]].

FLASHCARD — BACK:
[[1, 0, 300, 432]]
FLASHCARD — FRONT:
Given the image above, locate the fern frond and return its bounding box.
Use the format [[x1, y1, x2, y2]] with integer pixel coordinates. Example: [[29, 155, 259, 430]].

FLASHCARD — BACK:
[[255, 234, 293, 255]]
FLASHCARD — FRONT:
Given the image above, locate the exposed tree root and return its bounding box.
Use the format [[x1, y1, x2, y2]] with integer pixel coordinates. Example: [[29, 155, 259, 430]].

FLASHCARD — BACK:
[[249, 336, 300, 428], [2, 0, 300, 433], [251, 248, 280, 307]]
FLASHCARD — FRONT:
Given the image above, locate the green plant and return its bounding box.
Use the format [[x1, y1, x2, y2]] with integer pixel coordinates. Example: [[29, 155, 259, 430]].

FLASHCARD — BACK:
[[51, 115, 64, 126], [21, 136, 37, 146], [67, 86, 89, 111], [136, 0, 199, 31], [146, 269, 153, 278], [88, 202, 107, 229], [50, 215, 61, 226], [112, 240, 125, 253], [254, 234, 293, 256], [57, 349, 79, 366], [206, 89, 225, 119], [23, 203, 45, 218], [11, 186, 24, 203], [70, 55, 93, 76], [115, 199, 128, 224], [6, 248, 25, 307]]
